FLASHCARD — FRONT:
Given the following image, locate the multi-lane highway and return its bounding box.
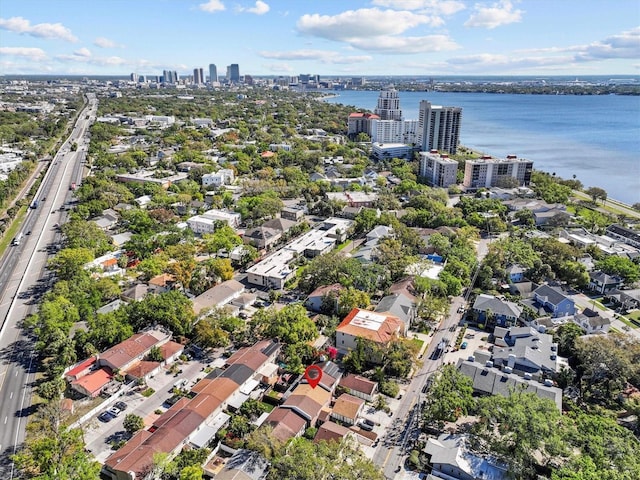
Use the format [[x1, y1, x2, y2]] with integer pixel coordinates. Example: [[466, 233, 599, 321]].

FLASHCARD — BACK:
[[0, 94, 97, 478]]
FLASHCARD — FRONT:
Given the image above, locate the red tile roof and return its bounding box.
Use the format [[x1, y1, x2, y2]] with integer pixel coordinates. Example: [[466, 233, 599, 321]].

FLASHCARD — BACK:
[[71, 367, 112, 396], [99, 330, 167, 370], [65, 356, 97, 380], [314, 421, 350, 443], [336, 308, 404, 344]]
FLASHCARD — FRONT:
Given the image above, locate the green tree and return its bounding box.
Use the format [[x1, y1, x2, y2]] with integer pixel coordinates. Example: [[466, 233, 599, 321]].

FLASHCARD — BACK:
[[422, 364, 474, 429], [123, 413, 145, 434], [249, 304, 317, 345], [48, 247, 94, 281], [596, 255, 640, 283]]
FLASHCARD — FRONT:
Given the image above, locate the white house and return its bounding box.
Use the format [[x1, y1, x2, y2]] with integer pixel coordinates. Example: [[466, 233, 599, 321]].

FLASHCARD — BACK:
[[202, 169, 235, 187]]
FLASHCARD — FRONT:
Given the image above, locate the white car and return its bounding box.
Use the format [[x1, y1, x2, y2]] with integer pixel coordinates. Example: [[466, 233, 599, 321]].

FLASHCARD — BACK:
[[108, 406, 122, 417]]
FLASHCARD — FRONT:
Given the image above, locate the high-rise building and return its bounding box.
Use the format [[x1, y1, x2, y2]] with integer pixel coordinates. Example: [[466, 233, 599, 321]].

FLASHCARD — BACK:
[[374, 87, 403, 121], [227, 64, 240, 83], [162, 70, 178, 84], [463, 155, 534, 189], [417, 101, 462, 155], [209, 64, 218, 83], [193, 68, 204, 85], [419, 151, 459, 188], [130, 73, 138, 82], [370, 119, 418, 144]]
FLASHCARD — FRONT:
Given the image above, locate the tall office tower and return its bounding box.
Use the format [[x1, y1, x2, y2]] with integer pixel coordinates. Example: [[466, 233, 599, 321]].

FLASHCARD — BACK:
[[463, 155, 534, 189], [244, 74, 253, 85], [227, 64, 240, 83], [209, 64, 218, 83], [374, 87, 403, 120], [419, 151, 458, 188], [417, 100, 462, 155], [299, 74, 310, 84], [130, 73, 138, 82], [193, 68, 204, 85]]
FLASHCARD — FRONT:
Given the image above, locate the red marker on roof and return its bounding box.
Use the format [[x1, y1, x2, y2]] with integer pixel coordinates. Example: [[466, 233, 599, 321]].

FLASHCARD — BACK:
[[304, 365, 323, 389]]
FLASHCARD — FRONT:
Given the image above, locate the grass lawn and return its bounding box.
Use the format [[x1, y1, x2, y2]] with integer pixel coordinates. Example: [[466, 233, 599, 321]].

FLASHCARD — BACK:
[[627, 310, 640, 322], [336, 240, 352, 251], [411, 338, 425, 352], [616, 315, 638, 329]]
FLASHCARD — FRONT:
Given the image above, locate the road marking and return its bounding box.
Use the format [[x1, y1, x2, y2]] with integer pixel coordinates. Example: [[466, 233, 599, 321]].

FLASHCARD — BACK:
[[382, 448, 392, 467], [4, 417, 7, 424], [9, 392, 13, 399]]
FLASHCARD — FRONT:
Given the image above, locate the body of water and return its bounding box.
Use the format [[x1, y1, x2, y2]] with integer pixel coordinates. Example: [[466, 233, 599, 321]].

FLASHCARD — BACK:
[[324, 91, 640, 205]]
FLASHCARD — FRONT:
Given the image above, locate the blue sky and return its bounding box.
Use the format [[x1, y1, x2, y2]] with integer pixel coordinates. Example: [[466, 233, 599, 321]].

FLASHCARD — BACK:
[[1, 0, 638, 77]]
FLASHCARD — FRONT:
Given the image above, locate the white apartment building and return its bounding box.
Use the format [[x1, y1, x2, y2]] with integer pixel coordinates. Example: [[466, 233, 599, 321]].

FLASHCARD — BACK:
[[202, 169, 235, 187], [419, 150, 459, 188], [417, 101, 462, 154], [370, 119, 418, 145], [187, 209, 241, 234], [463, 155, 534, 189], [371, 142, 412, 160], [374, 87, 403, 120]]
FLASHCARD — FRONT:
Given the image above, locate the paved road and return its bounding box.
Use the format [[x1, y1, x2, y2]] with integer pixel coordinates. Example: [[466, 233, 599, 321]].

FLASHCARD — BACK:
[[0, 95, 96, 479], [372, 296, 466, 479]]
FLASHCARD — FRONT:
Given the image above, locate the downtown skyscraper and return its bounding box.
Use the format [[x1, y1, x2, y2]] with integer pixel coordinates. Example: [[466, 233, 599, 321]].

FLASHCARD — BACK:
[[209, 64, 218, 83]]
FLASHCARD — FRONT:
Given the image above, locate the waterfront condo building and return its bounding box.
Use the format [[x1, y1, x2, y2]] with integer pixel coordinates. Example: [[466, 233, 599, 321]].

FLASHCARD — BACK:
[[208, 63, 218, 83], [370, 118, 418, 144], [417, 100, 462, 154], [348, 112, 380, 138], [419, 150, 459, 188], [374, 87, 403, 120], [463, 155, 534, 189]]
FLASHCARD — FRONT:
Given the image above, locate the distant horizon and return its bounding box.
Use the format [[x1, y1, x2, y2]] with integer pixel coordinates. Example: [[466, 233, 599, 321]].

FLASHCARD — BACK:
[[1, 1, 637, 76], [3, 73, 639, 81]]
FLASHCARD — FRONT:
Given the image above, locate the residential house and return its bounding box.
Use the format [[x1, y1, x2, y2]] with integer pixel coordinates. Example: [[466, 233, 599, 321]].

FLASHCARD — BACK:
[[472, 294, 523, 327], [264, 407, 307, 442], [281, 205, 306, 221], [506, 264, 526, 283], [573, 308, 611, 334], [457, 358, 562, 410], [606, 224, 640, 249], [605, 288, 640, 312], [262, 217, 297, 236], [375, 293, 416, 327], [338, 374, 378, 402], [304, 284, 343, 313], [243, 225, 282, 250], [330, 393, 365, 426], [366, 225, 393, 243], [148, 273, 177, 294], [97, 328, 172, 373], [121, 283, 149, 302], [64, 357, 113, 398], [314, 421, 353, 444], [589, 270, 623, 295], [326, 191, 378, 208], [187, 209, 241, 234], [215, 449, 269, 480], [532, 284, 576, 318], [424, 433, 509, 480], [335, 308, 407, 357], [492, 326, 560, 375], [192, 279, 245, 317], [202, 168, 235, 187]]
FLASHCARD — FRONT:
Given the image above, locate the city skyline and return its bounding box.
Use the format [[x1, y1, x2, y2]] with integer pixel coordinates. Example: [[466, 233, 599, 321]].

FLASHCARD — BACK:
[[0, 0, 638, 77]]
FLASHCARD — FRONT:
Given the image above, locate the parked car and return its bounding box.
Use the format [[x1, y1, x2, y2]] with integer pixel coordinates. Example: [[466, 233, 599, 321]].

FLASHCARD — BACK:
[[98, 411, 113, 423], [461, 341, 468, 349], [362, 418, 375, 427], [114, 401, 127, 411], [359, 422, 374, 432], [108, 406, 122, 417]]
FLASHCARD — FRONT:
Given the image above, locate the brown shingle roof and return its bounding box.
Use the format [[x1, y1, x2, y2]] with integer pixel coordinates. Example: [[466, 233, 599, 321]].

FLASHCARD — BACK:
[[331, 393, 364, 421], [314, 421, 350, 443], [99, 330, 166, 370], [264, 408, 306, 442], [339, 374, 377, 396]]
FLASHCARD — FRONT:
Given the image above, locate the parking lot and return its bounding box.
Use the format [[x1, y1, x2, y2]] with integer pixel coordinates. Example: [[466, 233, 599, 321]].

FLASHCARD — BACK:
[[83, 355, 218, 463]]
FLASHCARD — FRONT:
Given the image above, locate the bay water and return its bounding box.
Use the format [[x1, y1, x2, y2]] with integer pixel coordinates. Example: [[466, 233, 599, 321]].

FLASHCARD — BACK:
[[324, 91, 640, 205]]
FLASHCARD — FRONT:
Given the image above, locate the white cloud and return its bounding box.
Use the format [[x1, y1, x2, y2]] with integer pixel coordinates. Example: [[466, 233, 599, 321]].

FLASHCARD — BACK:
[[371, 0, 465, 16], [464, 0, 523, 29], [0, 46, 47, 60], [94, 37, 121, 48], [259, 49, 372, 64], [262, 62, 294, 73], [0, 16, 77, 42], [198, 0, 225, 13], [74, 47, 92, 57], [349, 34, 459, 53], [238, 1, 270, 15], [297, 8, 439, 41]]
